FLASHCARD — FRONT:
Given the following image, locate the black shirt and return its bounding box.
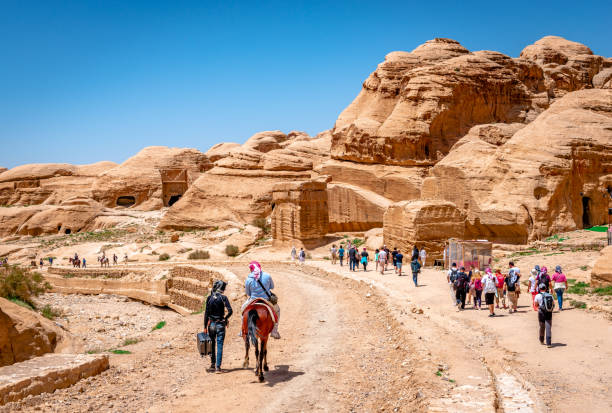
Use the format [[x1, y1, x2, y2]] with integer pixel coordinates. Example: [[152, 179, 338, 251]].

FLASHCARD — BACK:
[[348, 248, 357, 258], [204, 292, 233, 327], [395, 253, 403, 264]]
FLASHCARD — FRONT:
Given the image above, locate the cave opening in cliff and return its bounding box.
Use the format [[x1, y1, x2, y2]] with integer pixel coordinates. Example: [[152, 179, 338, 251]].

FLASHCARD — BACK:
[[116, 196, 136, 207], [582, 196, 591, 228], [168, 195, 181, 206], [64, 228, 71, 234]]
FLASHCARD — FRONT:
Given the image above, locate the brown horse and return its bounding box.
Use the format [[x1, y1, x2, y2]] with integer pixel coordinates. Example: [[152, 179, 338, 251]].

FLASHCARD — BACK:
[[242, 300, 275, 382]]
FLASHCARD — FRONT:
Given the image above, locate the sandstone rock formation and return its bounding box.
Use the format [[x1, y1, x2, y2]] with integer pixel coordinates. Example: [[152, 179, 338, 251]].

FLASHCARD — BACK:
[[383, 200, 466, 260], [0, 161, 117, 207], [159, 131, 331, 230], [590, 246, 612, 287], [0, 297, 79, 367], [331, 38, 547, 167], [520, 36, 605, 96], [271, 180, 329, 247], [327, 183, 392, 232], [92, 146, 212, 210], [420, 89, 612, 245]]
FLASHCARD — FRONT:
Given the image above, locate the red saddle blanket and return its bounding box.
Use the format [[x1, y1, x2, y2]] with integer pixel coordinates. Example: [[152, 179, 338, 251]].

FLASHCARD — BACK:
[[242, 298, 278, 323]]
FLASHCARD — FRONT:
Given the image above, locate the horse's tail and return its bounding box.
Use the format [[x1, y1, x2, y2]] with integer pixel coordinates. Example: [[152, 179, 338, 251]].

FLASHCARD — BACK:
[[247, 309, 259, 347]]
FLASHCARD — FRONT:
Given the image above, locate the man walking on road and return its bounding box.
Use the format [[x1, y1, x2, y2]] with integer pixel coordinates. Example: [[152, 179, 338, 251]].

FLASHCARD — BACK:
[[447, 263, 459, 305], [483, 268, 498, 317], [378, 248, 387, 275], [410, 256, 421, 287], [348, 245, 357, 271], [454, 267, 469, 310], [534, 283, 555, 347], [395, 250, 404, 276]]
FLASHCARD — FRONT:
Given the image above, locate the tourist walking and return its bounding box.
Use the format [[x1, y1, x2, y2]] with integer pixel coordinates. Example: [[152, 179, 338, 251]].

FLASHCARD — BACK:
[[298, 248, 306, 264], [338, 245, 345, 266], [330, 245, 337, 265], [483, 268, 497, 317], [290, 246, 297, 261], [395, 250, 404, 276], [378, 248, 387, 274], [494, 268, 507, 309], [82, 257, 86, 268], [411, 245, 419, 261], [113, 254, 118, 265], [39, 258, 44, 269], [348, 246, 357, 271], [419, 247, 427, 267], [360, 248, 369, 271], [537, 266, 551, 292], [534, 283, 555, 347], [204, 280, 233, 372], [454, 267, 469, 310], [552, 265, 568, 310], [472, 271, 483, 310], [506, 269, 520, 313], [374, 249, 379, 272], [447, 263, 459, 305], [410, 256, 421, 287], [467, 266, 476, 305], [529, 269, 538, 311], [392, 247, 399, 274]]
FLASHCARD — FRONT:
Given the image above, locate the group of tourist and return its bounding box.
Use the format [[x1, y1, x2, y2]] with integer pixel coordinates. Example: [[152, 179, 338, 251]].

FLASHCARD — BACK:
[[325, 243, 427, 286], [447, 260, 568, 347]]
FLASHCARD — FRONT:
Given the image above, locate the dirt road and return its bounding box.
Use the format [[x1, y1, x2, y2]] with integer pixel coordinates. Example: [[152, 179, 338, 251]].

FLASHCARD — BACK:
[[3, 264, 439, 412], [309, 260, 612, 412]]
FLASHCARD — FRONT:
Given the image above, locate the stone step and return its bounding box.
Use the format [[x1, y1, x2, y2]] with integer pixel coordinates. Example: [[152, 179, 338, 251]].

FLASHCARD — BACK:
[[0, 353, 109, 405]]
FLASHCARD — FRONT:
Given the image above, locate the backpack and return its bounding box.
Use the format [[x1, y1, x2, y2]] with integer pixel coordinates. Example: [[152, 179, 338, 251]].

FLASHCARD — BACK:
[[507, 273, 518, 289], [454, 274, 466, 290], [541, 293, 554, 312], [474, 278, 482, 291], [450, 269, 459, 282]]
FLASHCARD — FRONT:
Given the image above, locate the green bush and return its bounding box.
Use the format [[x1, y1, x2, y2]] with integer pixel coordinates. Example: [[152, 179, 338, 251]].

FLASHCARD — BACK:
[[352, 238, 364, 248], [567, 281, 589, 295], [188, 250, 210, 260], [225, 244, 239, 257], [41, 304, 62, 320], [158, 253, 170, 261], [152, 321, 166, 331], [0, 265, 51, 308], [593, 286, 612, 296]]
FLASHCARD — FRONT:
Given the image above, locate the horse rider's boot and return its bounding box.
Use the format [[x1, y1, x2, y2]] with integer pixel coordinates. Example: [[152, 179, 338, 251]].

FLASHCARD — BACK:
[[271, 323, 281, 339]]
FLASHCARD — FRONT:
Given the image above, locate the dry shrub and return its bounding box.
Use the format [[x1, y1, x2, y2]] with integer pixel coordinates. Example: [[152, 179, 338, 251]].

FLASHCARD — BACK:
[[188, 250, 210, 260], [225, 245, 239, 257]]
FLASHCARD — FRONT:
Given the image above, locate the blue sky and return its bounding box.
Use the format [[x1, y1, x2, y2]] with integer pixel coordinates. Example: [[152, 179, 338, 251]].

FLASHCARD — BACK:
[[1, 1, 610, 168]]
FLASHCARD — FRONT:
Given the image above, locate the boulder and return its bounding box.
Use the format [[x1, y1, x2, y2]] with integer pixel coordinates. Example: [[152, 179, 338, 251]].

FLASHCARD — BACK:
[[0, 297, 80, 367], [271, 180, 329, 247], [91, 146, 212, 210], [205, 142, 241, 162], [591, 246, 612, 287], [364, 227, 383, 250], [383, 200, 466, 259]]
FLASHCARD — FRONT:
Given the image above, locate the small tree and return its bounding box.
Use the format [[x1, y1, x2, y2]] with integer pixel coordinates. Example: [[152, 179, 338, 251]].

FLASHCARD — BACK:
[[158, 253, 170, 261], [225, 244, 239, 257]]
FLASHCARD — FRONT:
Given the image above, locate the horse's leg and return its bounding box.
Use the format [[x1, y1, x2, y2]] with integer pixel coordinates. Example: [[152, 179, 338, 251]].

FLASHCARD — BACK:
[[254, 339, 260, 377], [258, 339, 265, 382], [262, 338, 269, 372], [243, 336, 249, 369]]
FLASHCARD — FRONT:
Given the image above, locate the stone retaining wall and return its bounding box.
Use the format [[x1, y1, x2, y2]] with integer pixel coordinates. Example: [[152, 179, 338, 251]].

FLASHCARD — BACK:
[[47, 267, 148, 279], [168, 266, 225, 312], [0, 354, 109, 405]]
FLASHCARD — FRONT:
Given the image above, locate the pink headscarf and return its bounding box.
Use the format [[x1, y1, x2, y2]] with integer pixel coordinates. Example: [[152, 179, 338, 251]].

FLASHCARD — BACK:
[[485, 267, 492, 274], [249, 261, 262, 280]]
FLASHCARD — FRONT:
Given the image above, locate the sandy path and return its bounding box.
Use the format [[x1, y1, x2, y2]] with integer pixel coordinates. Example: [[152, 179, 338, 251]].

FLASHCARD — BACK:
[[5, 263, 433, 412], [308, 260, 612, 412]]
